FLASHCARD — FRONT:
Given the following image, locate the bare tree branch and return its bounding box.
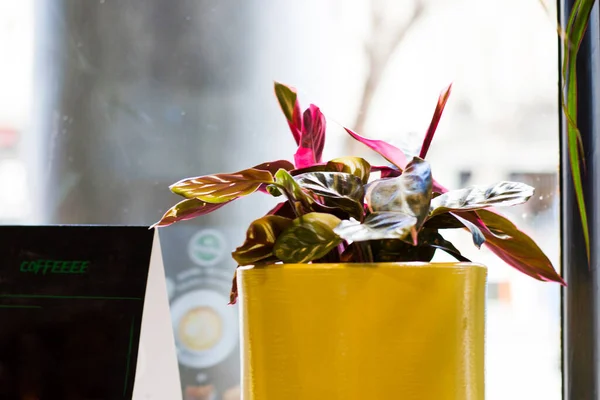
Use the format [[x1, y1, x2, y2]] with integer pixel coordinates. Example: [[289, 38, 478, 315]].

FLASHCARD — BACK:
[[352, 0, 425, 140]]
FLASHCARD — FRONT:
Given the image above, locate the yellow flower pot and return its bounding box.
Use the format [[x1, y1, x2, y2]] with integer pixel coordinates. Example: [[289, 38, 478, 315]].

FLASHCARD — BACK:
[[238, 262, 486, 400]]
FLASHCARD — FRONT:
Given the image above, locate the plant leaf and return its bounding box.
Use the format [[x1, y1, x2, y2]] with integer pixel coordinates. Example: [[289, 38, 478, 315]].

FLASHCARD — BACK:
[[254, 160, 295, 174], [273, 168, 314, 214], [429, 181, 534, 217], [419, 84, 452, 159], [273, 213, 342, 263], [344, 127, 409, 170], [369, 239, 436, 262], [152, 198, 228, 228], [256, 160, 295, 194], [289, 163, 328, 176], [346, 129, 448, 194], [422, 211, 485, 248], [450, 212, 486, 249], [327, 157, 371, 184], [232, 215, 294, 265], [459, 209, 565, 284], [418, 229, 470, 262], [562, 0, 593, 264], [229, 269, 238, 305], [294, 105, 326, 167], [371, 165, 402, 178], [295, 172, 365, 220], [365, 157, 432, 228], [266, 185, 283, 197], [274, 81, 302, 145], [334, 212, 417, 243], [170, 168, 274, 203], [423, 213, 464, 229], [266, 201, 296, 219]]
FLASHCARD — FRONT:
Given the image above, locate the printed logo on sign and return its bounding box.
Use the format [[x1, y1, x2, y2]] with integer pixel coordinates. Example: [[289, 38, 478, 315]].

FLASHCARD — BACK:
[[187, 229, 227, 267]]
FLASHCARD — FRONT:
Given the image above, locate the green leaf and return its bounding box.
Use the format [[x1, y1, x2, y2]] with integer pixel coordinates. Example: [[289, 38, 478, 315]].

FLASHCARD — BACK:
[[429, 181, 534, 217], [295, 171, 365, 219], [274, 81, 298, 123], [334, 212, 417, 243], [273, 213, 342, 263], [563, 0, 594, 263], [326, 157, 371, 184], [170, 168, 273, 203], [462, 209, 564, 284], [152, 198, 228, 228], [365, 157, 432, 228], [266, 185, 283, 197], [273, 168, 314, 213], [232, 215, 293, 265]]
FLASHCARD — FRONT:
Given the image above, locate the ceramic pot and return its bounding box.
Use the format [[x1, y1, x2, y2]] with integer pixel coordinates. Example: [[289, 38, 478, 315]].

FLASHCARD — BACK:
[[238, 262, 486, 400]]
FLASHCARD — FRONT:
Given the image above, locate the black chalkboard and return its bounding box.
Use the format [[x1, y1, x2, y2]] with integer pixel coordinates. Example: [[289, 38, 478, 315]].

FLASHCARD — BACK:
[[0, 226, 154, 400]]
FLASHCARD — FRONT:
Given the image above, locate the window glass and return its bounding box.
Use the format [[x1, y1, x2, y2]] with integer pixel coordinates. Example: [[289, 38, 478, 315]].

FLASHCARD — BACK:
[[2, 1, 560, 399]]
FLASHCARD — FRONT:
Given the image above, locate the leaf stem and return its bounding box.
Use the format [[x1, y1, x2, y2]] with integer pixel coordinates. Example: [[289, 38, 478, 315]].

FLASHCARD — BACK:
[[354, 241, 374, 263]]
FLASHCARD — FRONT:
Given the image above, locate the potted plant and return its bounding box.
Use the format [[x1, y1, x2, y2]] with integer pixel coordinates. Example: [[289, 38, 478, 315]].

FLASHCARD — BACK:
[[155, 82, 564, 399]]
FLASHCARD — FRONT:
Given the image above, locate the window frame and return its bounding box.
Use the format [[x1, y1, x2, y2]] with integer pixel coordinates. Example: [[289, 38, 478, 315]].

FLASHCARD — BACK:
[[559, 1, 600, 398]]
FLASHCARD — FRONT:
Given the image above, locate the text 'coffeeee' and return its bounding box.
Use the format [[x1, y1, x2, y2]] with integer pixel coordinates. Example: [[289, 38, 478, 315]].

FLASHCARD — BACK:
[[20, 260, 90, 275]]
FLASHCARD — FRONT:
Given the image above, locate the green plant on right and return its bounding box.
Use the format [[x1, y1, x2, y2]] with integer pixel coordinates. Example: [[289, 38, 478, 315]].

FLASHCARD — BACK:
[[561, 0, 594, 262]]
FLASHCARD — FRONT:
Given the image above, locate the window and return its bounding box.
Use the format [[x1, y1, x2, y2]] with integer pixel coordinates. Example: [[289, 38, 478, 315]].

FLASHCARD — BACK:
[[1, 1, 564, 399]]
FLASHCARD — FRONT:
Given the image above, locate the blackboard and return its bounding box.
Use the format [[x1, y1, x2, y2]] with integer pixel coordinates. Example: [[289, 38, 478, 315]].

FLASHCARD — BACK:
[[0, 226, 154, 400]]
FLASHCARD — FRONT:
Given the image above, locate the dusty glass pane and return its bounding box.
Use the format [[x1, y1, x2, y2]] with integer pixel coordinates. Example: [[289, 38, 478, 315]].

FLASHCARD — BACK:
[[2, 0, 560, 399]]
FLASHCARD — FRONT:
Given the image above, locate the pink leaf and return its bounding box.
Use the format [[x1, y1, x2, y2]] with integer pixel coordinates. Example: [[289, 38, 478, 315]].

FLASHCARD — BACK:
[[371, 165, 447, 193], [290, 98, 303, 145], [458, 209, 565, 285], [344, 127, 409, 170], [419, 84, 452, 159], [294, 105, 326, 168], [371, 165, 402, 178]]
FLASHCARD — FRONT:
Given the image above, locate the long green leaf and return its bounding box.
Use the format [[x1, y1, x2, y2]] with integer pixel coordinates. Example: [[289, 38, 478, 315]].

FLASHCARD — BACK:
[[563, 0, 594, 263]]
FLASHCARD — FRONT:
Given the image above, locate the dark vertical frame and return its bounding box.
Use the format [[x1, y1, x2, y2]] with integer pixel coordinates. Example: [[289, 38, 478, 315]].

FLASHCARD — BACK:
[[560, 1, 600, 399]]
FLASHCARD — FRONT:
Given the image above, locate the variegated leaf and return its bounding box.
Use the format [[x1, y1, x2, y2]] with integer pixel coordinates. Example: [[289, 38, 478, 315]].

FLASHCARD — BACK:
[[295, 172, 365, 219], [334, 212, 417, 243], [365, 157, 432, 227], [273, 213, 342, 263], [170, 168, 273, 203], [232, 215, 293, 265], [326, 157, 371, 184], [152, 198, 228, 228], [429, 181, 534, 217]]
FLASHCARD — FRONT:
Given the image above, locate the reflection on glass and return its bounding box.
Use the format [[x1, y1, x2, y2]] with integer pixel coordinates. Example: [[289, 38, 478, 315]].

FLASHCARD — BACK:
[[1, 0, 560, 399]]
